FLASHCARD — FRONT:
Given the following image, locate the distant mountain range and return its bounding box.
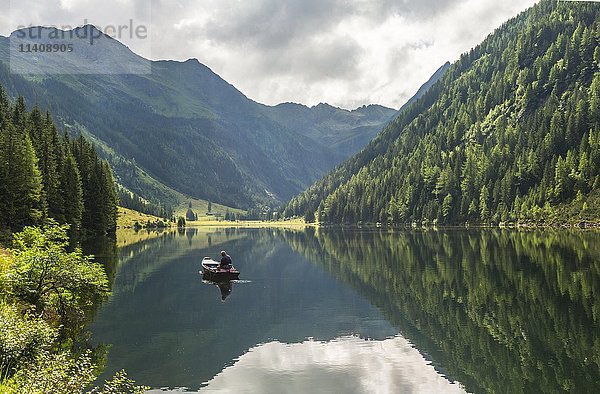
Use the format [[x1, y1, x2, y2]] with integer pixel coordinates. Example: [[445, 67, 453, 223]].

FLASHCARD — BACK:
[[262, 102, 397, 157], [0, 25, 447, 209]]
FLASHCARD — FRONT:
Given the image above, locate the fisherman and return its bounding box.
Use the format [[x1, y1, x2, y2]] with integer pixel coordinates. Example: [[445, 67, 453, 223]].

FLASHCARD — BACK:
[[219, 250, 232, 270]]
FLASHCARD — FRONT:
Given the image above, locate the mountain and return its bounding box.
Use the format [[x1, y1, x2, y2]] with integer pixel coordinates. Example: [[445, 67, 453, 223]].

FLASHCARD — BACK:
[[0, 26, 341, 208], [395, 62, 451, 114], [284, 0, 600, 225], [261, 102, 396, 157], [0, 25, 391, 209], [260, 64, 451, 159]]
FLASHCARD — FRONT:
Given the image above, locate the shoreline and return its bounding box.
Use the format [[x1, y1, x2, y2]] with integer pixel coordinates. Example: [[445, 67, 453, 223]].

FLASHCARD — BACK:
[[316, 222, 600, 231], [117, 219, 600, 233]]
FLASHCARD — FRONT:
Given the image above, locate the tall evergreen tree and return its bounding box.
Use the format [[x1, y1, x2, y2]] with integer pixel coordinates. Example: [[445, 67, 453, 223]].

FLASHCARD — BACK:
[[0, 85, 9, 125], [0, 122, 43, 230], [60, 151, 84, 234], [0, 91, 118, 236]]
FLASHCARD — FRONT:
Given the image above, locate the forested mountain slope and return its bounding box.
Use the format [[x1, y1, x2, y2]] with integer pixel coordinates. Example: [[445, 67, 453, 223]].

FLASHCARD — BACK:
[[285, 0, 600, 225]]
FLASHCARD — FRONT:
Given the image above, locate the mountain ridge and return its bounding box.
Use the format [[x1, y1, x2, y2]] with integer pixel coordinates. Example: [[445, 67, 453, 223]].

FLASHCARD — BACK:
[[396, 61, 451, 115], [261, 101, 397, 157]]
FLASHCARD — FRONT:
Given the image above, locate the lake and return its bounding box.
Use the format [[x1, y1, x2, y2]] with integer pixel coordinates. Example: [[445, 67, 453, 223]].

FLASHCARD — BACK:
[[88, 228, 600, 393]]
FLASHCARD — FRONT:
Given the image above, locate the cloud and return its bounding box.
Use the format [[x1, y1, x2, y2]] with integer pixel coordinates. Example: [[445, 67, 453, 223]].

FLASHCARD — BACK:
[[367, 0, 468, 20], [247, 34, 364, 82], [0, 0, 539, 109], [203, 0, 347, 50]]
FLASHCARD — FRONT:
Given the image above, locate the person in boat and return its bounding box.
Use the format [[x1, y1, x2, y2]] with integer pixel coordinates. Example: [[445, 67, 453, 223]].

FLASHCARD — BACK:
[[219, 250, 232, 270]]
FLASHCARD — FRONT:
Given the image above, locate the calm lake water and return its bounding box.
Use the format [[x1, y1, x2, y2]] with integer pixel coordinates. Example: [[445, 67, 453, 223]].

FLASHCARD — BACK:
[[89, 228, 600, 393]]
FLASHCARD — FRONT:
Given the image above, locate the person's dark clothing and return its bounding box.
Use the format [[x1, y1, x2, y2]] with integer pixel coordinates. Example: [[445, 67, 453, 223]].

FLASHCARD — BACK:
[[220, 255, 232, 270]]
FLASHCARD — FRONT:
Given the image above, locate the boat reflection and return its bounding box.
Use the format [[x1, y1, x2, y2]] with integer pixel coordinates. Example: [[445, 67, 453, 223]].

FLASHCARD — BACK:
[[201, 280, 234, 302], [217, 281, 232, 301]]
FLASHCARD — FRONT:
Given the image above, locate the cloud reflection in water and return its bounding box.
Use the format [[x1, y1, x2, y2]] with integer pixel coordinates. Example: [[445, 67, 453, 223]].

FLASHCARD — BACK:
[[151, 334, 466, 393]]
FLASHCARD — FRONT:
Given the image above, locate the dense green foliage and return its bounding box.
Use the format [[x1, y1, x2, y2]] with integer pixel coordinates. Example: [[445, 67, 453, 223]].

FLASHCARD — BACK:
[[283, 228, 600, 392], [6, 224, 110, 335], [0, 88, 117, 237], [0, 301, 56, 379], [0, 224, 147, 392], [285, 0, 600, 225]]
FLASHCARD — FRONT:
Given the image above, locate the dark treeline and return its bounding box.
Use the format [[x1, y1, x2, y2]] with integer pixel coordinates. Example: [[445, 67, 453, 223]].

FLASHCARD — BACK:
[[284, 0, 600, 225], [0, 85, 117, 238]]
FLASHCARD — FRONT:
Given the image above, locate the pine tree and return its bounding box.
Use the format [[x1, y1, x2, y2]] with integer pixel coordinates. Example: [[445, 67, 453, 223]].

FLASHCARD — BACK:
[[304, 207, 315, 223], [0, 122, 43, 230], [27, 107, 63, 221], [479, 186, 490, 222], [442, 194, 453, 221], [0, 93, 119, 236], [44, 112, 64, 222], [60, 152, 84, 234], [590, 73, 600, 127], [0, 85, 9, 125], [99, 161, 118, 234], [12, 97, 27, 134]]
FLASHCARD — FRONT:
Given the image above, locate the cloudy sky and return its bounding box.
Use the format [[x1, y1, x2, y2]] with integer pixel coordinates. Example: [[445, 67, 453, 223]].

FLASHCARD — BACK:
[[2, 0, 539, 109]]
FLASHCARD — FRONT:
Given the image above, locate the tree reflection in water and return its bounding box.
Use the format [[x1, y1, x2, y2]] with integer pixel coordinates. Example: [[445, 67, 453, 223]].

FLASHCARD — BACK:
[[281, 228, 600, 393]]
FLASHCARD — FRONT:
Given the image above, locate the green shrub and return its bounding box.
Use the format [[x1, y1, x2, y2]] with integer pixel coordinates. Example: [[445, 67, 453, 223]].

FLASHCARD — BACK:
[[0, 302, 56, 379], [6, 351, 96, 394], [4, 222, 110, 334]]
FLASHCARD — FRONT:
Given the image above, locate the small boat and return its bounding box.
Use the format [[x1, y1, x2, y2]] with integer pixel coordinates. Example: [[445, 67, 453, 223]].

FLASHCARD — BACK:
[[201, 257, 240, 282]]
